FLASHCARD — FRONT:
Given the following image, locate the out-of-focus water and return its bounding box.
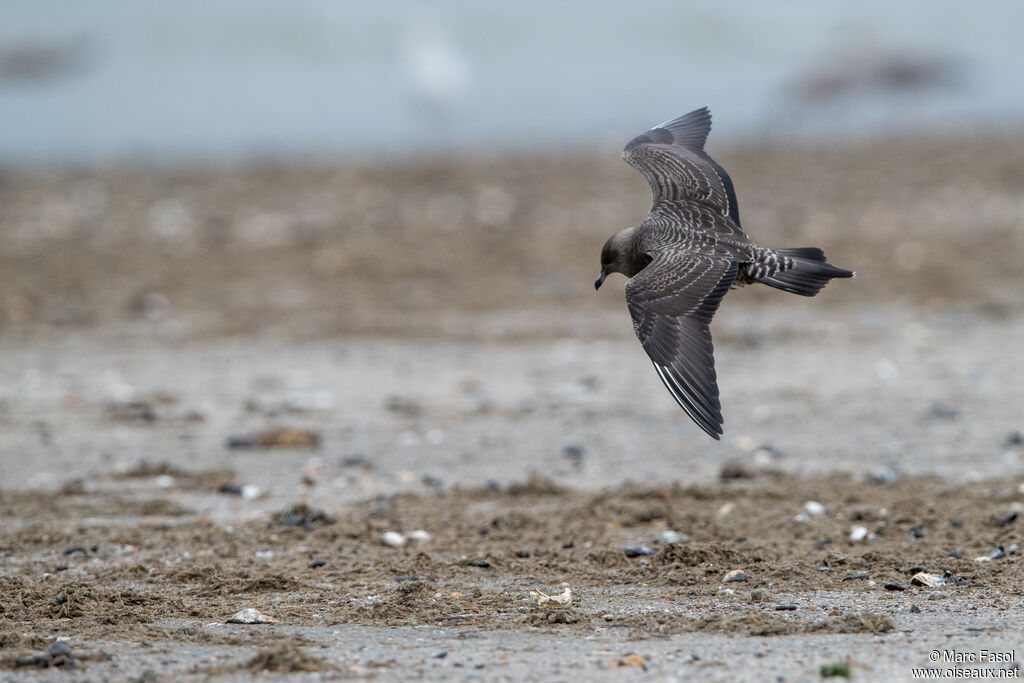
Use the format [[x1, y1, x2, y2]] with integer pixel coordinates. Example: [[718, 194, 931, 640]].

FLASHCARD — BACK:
[[1, 1, 1022, 164]]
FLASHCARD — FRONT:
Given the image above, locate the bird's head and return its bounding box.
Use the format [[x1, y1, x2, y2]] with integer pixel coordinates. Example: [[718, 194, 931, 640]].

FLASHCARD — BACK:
[[596, 227, 643, 289]]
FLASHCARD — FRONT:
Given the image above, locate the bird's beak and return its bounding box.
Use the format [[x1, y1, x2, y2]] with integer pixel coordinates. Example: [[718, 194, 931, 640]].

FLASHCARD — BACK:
[[594, 271, 606, 290]]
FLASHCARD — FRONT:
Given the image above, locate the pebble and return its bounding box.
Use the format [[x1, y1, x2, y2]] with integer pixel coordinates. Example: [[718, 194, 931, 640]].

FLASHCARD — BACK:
[[775, 604, 797, 611], [407, 529, 432, 542], [849, 525, 869, 542], [803, 501, 825, 517], [659, 530, 688, 544], [996, 512, 1019, 526], [622, 546, 653, 558], [910, 603, 922, 613], [884, 583, 907, 591], [467, 559, 491, 568], [722, 569, 746, 583], [910, 572, 946, 587], [843, 572, 870, 581], [947, 550, 963, 559], [381, 531, 406, 547]]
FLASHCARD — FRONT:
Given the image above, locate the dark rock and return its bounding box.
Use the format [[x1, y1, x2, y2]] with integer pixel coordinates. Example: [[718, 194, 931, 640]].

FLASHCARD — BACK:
[[843, 572, 870, 581], [946, 550, 963, 559], [996, 512, 1018, 526], [622, 546, 653, 558], [775, 604, 798, 611], [884, 583, 906, 591]]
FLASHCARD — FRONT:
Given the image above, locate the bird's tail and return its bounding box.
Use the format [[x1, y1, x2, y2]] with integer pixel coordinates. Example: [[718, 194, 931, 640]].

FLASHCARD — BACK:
[[758, 247, 854, 297]]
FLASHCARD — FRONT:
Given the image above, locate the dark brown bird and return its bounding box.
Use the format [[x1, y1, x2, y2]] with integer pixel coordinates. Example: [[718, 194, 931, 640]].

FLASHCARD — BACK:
[[595, 107, 853, 439]]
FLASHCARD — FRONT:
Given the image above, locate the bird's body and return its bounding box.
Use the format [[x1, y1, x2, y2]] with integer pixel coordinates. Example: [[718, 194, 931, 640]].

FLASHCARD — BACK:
[[595, 107, 853, 439]]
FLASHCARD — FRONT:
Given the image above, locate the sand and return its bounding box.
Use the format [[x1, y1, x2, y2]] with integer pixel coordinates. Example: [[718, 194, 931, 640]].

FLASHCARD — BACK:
[[1, 133, 1023, 681]]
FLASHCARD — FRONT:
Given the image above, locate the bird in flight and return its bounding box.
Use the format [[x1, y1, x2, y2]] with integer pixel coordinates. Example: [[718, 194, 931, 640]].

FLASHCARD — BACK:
[[595, 107, 853, 439]]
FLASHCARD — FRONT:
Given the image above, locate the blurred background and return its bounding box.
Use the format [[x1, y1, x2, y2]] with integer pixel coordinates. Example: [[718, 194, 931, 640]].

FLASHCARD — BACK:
[[2, 1, 1024, 163], [1, 1, 1023, 492]]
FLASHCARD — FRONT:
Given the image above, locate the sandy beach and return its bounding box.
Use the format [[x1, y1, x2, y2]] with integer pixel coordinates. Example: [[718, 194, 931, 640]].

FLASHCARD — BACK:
[[2, 132, 1024, 680]]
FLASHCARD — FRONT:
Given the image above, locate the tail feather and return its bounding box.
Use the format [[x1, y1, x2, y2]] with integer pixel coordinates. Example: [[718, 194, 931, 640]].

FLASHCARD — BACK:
[[760, 247, 854, 297]]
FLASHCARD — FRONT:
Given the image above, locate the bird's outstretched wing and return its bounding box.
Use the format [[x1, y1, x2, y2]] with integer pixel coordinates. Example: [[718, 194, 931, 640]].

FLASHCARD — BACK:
[[623, 107, 741, 225], [625, 251, 738, 439]]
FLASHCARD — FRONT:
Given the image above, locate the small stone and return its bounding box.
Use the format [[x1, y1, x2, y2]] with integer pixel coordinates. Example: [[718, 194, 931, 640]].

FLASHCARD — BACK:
[[843, 572, 870, 581], [381, 531, 406, 547], [910, 525, 926, 539], [622, 546, 653, 558], [723, 569, 746, 583], [849, 525, 869, 542], [407, 529, 432, 542], [775, 604, 797, 611], [996, 512, 1019, 526], [884, 583, 906, 591], [467, 559, 491, 568], [659, 530, 687, 544], [602, 614, 614, 621], [910, 603, 922, 613], [989, 546, 1006, 560], [155, 474, 175, 488], [946, 550, 963, 559], [910, 572, 946, 587], [803, 501, 825, 517]]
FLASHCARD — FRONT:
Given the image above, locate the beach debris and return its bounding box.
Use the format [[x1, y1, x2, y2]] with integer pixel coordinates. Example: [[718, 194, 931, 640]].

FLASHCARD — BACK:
[[14, 641, 75, 669], [381, 531, 406, 547], [227, 608, 278, 624], [659, 529, 688, 544], [820, 662, 851, 678], [384, 394, 421, 417], [608, 653, 647, 670], [996, 512, 1019, 526], [849, 526, 869, 542], [272, 503, 335, 529], [529, 586, 572, 608], [775, 604, 798, 611], [563, 444, 585, 469], [796, 500, 826, 522], [407, 529, 432, 543], [883, 583, 906, 591], [910, 572, 946, 587], [622, 546, 653, 558], [722, 569, 747, 583], [218, 483, 261, 499], [226, 427, 321, 450], [975, 546, 1006, 562], [804, 501, 825, 517]]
